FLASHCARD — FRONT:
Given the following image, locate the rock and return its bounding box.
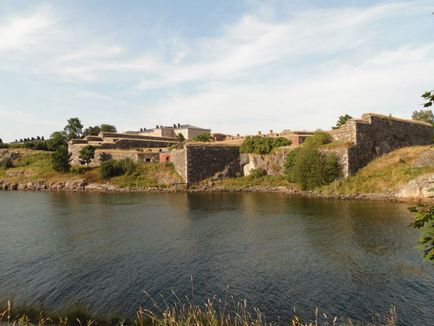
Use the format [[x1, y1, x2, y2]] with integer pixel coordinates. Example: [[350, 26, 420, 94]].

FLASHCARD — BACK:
[[397, 174, 434, 201]]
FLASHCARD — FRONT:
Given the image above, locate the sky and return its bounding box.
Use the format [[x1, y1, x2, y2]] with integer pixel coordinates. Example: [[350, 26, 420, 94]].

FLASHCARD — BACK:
[[0, 0, 434, 142]]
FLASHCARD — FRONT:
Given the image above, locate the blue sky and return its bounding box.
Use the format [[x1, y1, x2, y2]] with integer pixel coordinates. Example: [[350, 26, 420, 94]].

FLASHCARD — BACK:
[[0, 0, 433, 141]]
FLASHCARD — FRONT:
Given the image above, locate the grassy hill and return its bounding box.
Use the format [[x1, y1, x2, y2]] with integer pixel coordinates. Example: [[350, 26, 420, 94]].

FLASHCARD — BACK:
[[0, 149, 182, 190], [321, 145, 434, 195]]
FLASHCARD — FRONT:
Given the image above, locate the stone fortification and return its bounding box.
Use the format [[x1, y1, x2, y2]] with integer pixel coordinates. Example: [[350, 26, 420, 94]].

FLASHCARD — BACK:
[[69, 132, 179, 166], [172, 144, 242, 184], [329, 113, 433, 175]]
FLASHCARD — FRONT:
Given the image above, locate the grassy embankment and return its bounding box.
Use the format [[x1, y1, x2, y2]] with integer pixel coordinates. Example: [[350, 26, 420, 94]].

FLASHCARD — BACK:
[[321, 145, 434, 195], [1, 300, 397, 326], [0, 149, 181, 189]]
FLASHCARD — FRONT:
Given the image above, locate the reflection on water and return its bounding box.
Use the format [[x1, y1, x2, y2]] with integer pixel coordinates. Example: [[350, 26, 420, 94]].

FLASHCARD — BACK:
[[0, 192, 433, 324]]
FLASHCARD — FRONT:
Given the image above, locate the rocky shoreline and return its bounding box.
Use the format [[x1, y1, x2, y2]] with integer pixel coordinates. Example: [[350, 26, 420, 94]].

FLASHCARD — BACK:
[[1, 178, 430, 203]]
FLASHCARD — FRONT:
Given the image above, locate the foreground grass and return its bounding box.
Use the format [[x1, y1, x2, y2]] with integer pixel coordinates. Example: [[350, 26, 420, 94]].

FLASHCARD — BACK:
[[1, 300, 397, 326], [321, 146, 434, 195]]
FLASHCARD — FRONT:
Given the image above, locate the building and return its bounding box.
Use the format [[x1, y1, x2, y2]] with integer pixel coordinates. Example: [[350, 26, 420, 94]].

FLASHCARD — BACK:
[[279, 131, 314, 146], [140, 124, 210, 140]]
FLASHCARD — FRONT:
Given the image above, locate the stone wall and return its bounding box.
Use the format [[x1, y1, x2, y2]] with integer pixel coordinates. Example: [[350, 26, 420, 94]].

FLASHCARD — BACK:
[[172, 145, 241, 184], [69, 144, 161, 166], [329, 113, 433, 175], [172, 149, 187, 182], [241, 147, 293, 176]]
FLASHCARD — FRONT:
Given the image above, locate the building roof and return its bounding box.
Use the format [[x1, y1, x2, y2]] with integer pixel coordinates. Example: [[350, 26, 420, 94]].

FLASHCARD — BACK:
[[174, 124, 210, 130]]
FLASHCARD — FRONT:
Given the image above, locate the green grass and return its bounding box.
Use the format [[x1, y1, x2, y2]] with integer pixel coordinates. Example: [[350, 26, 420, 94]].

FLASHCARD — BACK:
[[0, 150, 182, 189], [321, 146, 434, 195], [0, 299, 397, 326], [216, 175, 296, 191], [110, 163, 182, 189]]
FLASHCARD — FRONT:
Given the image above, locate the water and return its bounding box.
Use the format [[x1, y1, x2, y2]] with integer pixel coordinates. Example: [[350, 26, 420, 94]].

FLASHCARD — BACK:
[[0, 192, 433, 324]]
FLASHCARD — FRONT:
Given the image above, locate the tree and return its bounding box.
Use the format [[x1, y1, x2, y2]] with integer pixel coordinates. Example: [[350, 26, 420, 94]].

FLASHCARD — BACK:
[[409, 203, 434, 261], [100, 124, 117, 133], [412, 109, 434, 125], [332, 114, 353, 130], [422, 91, 434, 108], [79, 145, 96, 165], [83, 126, 101, 137], [52, 146, 71, 172], [47, 131, 67, 151], [64, 117, 83, 140], [177, 133, 185, 142]]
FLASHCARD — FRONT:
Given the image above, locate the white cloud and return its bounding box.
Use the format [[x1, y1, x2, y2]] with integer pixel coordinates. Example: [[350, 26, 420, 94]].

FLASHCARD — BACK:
[[0, 6, 57, 51], [144, 44, 434, 134], [1, 0, 434, 140]]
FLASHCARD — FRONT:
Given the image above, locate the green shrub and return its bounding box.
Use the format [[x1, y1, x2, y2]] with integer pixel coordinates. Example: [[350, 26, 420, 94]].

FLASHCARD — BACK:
[[70, 165, 89, 175], [285, 146, 341, 190], [240, 136, 291, 154], [284, 147, 302, 182], [249, 167, 267, 179], [33, 141, 49, 151], [304, 131, 332, 147], [79, 145, 96, 165], [0, 158, 13, 170], [100, 158, 137, 179], [51, 146, 71, 173], [193, 132, 211, 142], [0, 143, 10, 149]]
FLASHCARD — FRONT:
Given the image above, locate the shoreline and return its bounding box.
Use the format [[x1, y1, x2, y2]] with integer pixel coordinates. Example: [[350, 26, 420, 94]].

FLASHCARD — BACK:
[[0, 179, 425, 203]]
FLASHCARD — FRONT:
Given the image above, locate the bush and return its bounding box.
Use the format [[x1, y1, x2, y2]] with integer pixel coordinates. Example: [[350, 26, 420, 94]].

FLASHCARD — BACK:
[[240, 136, 291, 154], [0, 158, 13, 170], [100, 158, 137, 179], [79, 145, 96, 165], [33, 141, 49, 151], [285, 146, 341, 190], [0, 143, 10, 149], [249, 167, 267, 179], [193, 133, 211, 142], [70, 165, 89, 175], [52, 146, 71, 173], [304, 131, 332, 147]]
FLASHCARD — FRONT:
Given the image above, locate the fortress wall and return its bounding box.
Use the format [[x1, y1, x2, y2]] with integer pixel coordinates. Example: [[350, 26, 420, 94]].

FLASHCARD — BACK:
[[171, 149, 187, 182], [329, 114, 433, 176]]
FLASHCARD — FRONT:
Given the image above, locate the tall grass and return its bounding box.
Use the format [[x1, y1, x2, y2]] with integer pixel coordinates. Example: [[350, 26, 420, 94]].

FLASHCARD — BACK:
[[1, 299, 397, 326]]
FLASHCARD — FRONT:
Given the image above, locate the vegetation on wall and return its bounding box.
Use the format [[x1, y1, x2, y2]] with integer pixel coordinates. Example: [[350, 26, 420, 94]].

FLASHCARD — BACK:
[[83, 124, 117, 136], [240, 136, 290, 154], [332, 114, 353, 129], [303, 131, 332, 147], [412, 109, 434, 125], [192, 132, 211, 142]]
